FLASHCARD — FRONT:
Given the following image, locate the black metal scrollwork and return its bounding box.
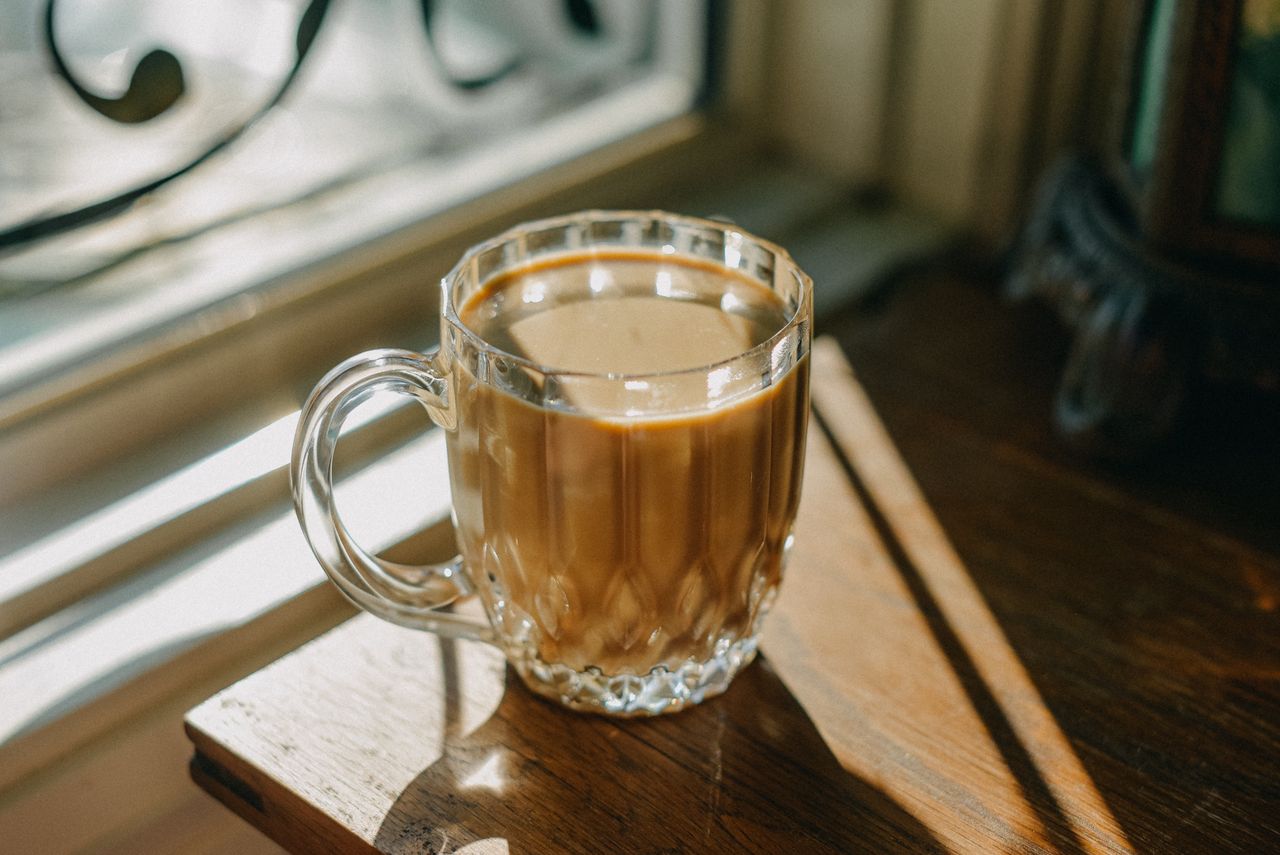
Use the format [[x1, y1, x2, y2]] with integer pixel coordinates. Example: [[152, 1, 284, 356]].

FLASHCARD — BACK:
[[0, 0, 334, 250], [0, 0, 601, 252], [45, 3, 185, 125]]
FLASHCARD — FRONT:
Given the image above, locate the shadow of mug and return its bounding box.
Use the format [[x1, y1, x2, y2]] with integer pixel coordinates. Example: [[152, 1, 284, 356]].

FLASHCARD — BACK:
[[374, 654, 943, 854]]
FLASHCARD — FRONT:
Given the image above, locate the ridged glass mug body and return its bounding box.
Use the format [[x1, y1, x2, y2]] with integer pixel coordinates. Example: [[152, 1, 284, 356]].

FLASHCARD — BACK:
[[438, 213, 811, 714]]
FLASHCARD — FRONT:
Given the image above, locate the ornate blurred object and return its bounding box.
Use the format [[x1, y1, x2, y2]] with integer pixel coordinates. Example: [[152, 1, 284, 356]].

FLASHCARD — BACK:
[[0, 0, 609, 251], [1010, 0, 1280, 458]]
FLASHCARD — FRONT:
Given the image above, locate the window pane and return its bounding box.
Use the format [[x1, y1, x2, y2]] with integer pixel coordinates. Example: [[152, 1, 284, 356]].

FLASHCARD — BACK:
[[0, 0, 705, 398]]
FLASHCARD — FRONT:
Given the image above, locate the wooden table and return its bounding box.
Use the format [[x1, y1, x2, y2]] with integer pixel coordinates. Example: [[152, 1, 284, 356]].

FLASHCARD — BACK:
[[187, 313, 1280, 853]]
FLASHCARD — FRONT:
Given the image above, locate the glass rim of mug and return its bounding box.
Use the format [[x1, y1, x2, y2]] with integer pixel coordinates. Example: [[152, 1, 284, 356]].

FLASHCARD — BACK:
[[438, 209, 813, 382]]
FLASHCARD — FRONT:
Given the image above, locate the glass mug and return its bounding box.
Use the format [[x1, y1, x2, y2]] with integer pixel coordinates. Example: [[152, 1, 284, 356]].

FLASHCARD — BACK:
[[291, 211, 811, 716]]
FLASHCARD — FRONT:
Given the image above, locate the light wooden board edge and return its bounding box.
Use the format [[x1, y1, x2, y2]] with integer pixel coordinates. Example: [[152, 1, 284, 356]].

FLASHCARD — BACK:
[[804, 337, 1133, 855]]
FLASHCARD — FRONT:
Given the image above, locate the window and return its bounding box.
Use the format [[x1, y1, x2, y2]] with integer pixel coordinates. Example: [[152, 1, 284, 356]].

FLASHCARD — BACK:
[[1, 0, 707, 499]]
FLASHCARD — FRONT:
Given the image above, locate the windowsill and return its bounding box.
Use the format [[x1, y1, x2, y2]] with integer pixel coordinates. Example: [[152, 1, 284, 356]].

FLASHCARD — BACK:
[[0, 417, 453, 791]]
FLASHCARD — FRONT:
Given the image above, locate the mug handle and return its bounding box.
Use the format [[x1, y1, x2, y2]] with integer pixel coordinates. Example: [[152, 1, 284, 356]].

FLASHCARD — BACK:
[[290, 348, 493, 641]]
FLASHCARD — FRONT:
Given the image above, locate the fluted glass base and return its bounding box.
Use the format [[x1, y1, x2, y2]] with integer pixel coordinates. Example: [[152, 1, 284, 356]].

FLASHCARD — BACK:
[[509, 634, 762, 717]]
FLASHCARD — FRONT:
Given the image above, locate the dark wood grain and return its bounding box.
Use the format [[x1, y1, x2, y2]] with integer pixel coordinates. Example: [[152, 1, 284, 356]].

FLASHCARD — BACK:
[[187, 274, 1280, 853], [826, 270, 1280, 853]]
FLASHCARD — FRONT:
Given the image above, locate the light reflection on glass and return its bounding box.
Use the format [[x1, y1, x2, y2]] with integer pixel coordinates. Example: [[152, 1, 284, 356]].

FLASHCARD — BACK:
[[522, 280, 547, 303], [706, 365, 731, 398], [719, 291, 743, 314], [589, 266, 610, 294], [724, 231, 743, 269], [654, 269, 674, 297]]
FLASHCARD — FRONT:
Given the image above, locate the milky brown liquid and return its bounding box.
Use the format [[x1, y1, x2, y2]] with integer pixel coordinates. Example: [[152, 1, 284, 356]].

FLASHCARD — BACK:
[[448, 251, 808, 675]]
